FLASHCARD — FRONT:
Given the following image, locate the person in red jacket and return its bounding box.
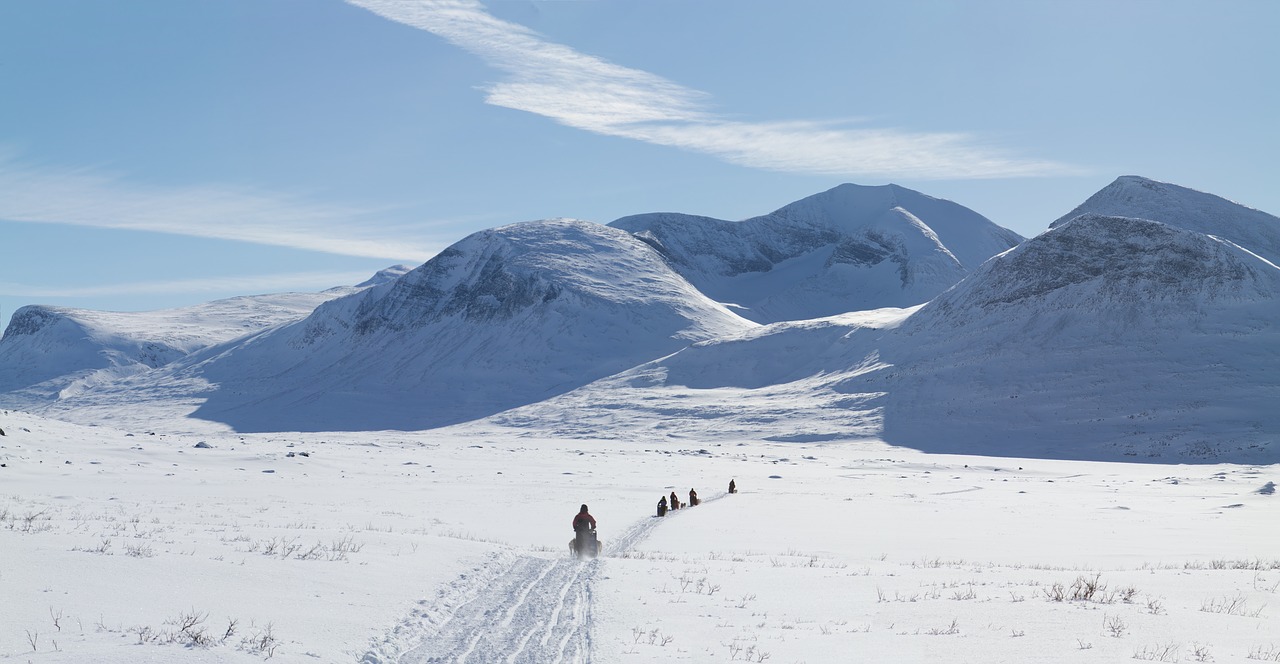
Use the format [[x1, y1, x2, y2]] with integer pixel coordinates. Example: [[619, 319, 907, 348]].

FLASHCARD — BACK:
[[573, 504, 596, 533]]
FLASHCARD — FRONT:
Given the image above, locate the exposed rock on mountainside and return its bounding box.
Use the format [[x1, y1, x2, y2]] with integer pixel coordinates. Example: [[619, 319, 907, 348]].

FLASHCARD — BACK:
[[1053, 175, 1280, 265]]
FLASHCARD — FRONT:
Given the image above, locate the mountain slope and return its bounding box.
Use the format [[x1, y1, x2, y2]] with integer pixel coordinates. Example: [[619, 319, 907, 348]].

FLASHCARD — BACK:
[[0, 264, 409, 407], [483, 307, 910, 443], [489, 208, 1280, 462], [8, 178, 1276, 462], [611, 183, 1023, 322], [868, 214, 1280, 460], [1052, 175, 1280, 265], [63, 219, 756, 432]]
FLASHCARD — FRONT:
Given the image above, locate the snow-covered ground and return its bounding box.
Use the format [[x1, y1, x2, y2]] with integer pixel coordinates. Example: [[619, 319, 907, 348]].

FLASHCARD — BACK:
[[3, 176, 1276, 661], [3, 409, 1275, 663]]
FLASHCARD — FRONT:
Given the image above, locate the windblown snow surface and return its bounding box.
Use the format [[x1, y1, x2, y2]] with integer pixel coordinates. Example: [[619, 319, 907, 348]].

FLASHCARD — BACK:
[[1, 410, 1276, 663]]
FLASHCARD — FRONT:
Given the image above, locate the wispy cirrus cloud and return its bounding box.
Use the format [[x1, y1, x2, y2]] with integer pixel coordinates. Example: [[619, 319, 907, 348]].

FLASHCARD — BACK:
[[349, 0, 1076, 179], [0, 152, 445, 262]]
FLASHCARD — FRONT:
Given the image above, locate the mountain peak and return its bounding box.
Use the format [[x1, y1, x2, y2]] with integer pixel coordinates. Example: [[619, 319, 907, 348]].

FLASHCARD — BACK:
[[771, 182, 942, 226], [1051, 176, 1280, 266], [875, 210, 1280, 460], [1112, 174, 1165, 187], [150, 217, 757, 431], [354, 265, 413, 289], [610, 183, 1022, 322], [924, 213, 1278, 323]]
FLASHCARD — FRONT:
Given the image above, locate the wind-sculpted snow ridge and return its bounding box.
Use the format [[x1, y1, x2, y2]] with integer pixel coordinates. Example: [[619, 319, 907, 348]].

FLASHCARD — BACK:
[[1052, 175, 1280, 265], [65, 219, 755, 433], [360, 505, 680, 664], [610, 182, 1023, 322]]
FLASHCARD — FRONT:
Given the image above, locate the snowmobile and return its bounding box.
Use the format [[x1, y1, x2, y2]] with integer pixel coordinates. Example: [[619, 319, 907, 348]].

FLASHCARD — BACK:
[[570, 528, 600, 559]]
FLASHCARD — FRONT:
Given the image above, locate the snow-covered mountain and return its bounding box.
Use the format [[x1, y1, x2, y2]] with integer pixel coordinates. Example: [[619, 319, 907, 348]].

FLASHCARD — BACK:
[[55, 219, 755, 432], [0, 265, 410, 407], [610, 183, 1023, 322], [489, 182, 1280, 462], [1052, 175, 1280, 265], [5, 178, 1275, 462], [870, 213, 1280, 460]]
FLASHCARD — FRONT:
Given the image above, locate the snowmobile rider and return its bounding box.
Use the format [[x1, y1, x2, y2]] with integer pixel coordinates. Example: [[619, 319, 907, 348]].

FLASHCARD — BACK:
[[573, 504, 597, 533]]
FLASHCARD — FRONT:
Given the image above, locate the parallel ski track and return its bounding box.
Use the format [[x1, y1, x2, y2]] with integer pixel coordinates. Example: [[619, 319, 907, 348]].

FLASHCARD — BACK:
[[360, 493, 724, 664]]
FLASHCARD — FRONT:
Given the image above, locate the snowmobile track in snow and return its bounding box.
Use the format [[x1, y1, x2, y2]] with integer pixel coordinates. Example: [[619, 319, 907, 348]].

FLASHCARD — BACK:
[[359, 497, 717, 664]]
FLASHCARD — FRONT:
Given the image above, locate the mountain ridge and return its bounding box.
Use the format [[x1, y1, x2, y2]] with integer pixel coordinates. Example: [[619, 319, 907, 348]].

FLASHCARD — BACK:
[[483, 188, 1280, 462], [611, 182, 1022, 322], [2, 178, 1275, 462], [0, 274, 405, 404], [1052, 175, 1280, 265], [61, 219, 757, 432]]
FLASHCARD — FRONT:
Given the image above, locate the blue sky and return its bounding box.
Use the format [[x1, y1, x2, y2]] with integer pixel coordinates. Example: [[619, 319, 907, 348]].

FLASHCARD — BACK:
[[2, 0, 1276, 323]]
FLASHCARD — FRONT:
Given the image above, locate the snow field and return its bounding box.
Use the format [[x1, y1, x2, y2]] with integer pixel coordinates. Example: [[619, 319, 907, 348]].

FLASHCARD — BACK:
[[600, 463, 1279, 663], [2, 410, 1276, 662]]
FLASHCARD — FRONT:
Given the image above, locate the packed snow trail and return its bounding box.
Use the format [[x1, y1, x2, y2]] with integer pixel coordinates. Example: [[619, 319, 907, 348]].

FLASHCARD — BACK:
[[359, 498, 718, 663]]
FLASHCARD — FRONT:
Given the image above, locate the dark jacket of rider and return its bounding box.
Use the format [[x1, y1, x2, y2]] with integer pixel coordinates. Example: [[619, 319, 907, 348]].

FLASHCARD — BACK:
[[573, 504, 597, 532]]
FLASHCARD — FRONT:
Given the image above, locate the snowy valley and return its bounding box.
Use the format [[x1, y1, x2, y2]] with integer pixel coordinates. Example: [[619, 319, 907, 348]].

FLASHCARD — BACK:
[[1, 177, 1276, 663]]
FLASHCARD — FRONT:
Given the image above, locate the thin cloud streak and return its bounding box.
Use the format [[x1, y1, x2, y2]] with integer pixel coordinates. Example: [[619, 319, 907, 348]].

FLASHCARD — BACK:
[[0, 154, 444, 262], [0, 270, 381, 299], [349, 0, 1077, 179]]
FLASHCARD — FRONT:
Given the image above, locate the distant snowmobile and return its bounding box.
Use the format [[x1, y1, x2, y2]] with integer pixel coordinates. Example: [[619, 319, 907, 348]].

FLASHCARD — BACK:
[[570, 504, 600, 558], [570, 528, 600, 559]]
